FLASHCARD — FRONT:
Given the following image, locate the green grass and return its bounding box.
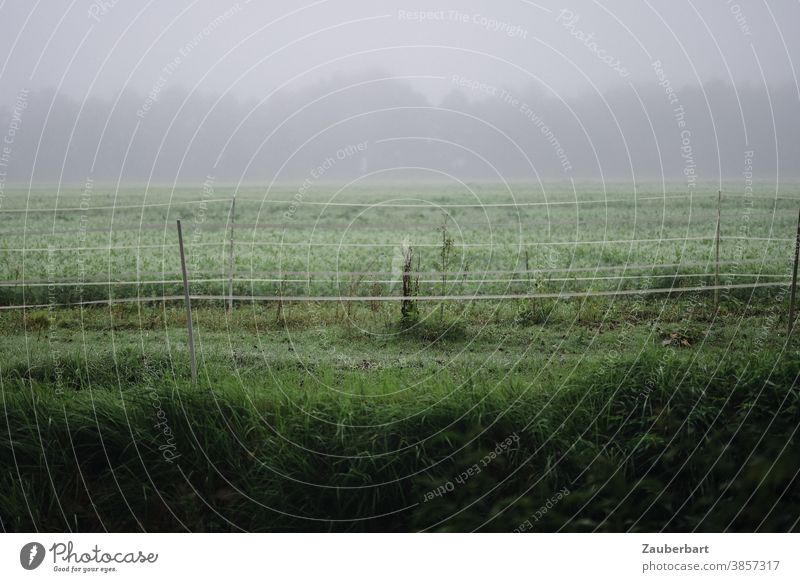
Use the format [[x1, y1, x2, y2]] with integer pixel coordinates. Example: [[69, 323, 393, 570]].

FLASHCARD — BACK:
[[1, 340, 797, 532], [1, 183, 797, 305], [1, 183, 799, 532], [1, 298, 799, 532]]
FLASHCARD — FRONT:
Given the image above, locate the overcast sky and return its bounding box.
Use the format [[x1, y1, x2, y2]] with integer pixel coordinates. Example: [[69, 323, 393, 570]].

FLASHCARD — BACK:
[[2, 0, 798, 103], [1, 0, 798, 183]]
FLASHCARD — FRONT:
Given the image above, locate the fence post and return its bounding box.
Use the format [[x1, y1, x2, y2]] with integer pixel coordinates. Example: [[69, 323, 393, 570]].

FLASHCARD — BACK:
[[177, 219, 197, 385], [227, 196, 236, 315], [401, 244, 414, 322], [714, 189, 721, 310], [788, 207, 800, 335]]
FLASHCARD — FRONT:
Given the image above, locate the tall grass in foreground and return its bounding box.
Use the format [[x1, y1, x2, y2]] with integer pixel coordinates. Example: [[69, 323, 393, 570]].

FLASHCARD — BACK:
[[1, 349, 798, 532]]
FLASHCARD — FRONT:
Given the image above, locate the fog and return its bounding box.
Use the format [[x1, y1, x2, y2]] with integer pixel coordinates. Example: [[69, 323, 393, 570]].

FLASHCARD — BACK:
[[1, 0, 798, 184]]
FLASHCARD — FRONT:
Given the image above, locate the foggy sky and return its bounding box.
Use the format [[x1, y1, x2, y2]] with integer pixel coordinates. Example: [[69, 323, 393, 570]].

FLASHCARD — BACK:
[[1, 0, 799, 184]]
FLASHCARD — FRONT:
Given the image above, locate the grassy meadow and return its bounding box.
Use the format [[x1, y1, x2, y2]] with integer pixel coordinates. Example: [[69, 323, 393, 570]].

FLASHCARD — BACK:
[[0, 183, 798, 532]]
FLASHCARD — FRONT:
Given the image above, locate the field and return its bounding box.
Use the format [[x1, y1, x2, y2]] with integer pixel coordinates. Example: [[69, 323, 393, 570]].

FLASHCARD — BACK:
[[1, 183, 799, 532]]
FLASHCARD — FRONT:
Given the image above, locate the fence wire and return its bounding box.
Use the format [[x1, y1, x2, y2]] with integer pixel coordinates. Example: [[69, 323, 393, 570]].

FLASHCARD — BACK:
[[0, 281, 789, 311]]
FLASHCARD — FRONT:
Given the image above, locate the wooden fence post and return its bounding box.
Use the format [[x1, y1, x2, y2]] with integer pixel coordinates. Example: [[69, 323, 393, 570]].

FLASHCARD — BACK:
[[788, 207, 800, 335], [227, 196, 236, 315], [714, 189, 721, 310], [177, 219, 197, 385], [401, 244, 413, 322]]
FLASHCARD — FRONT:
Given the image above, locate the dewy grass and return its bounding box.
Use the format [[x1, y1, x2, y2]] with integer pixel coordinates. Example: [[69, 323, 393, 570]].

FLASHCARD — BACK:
[[1, 342, 797, 532], [1, 184, 797, 306], [2, 184, 799, 532]]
